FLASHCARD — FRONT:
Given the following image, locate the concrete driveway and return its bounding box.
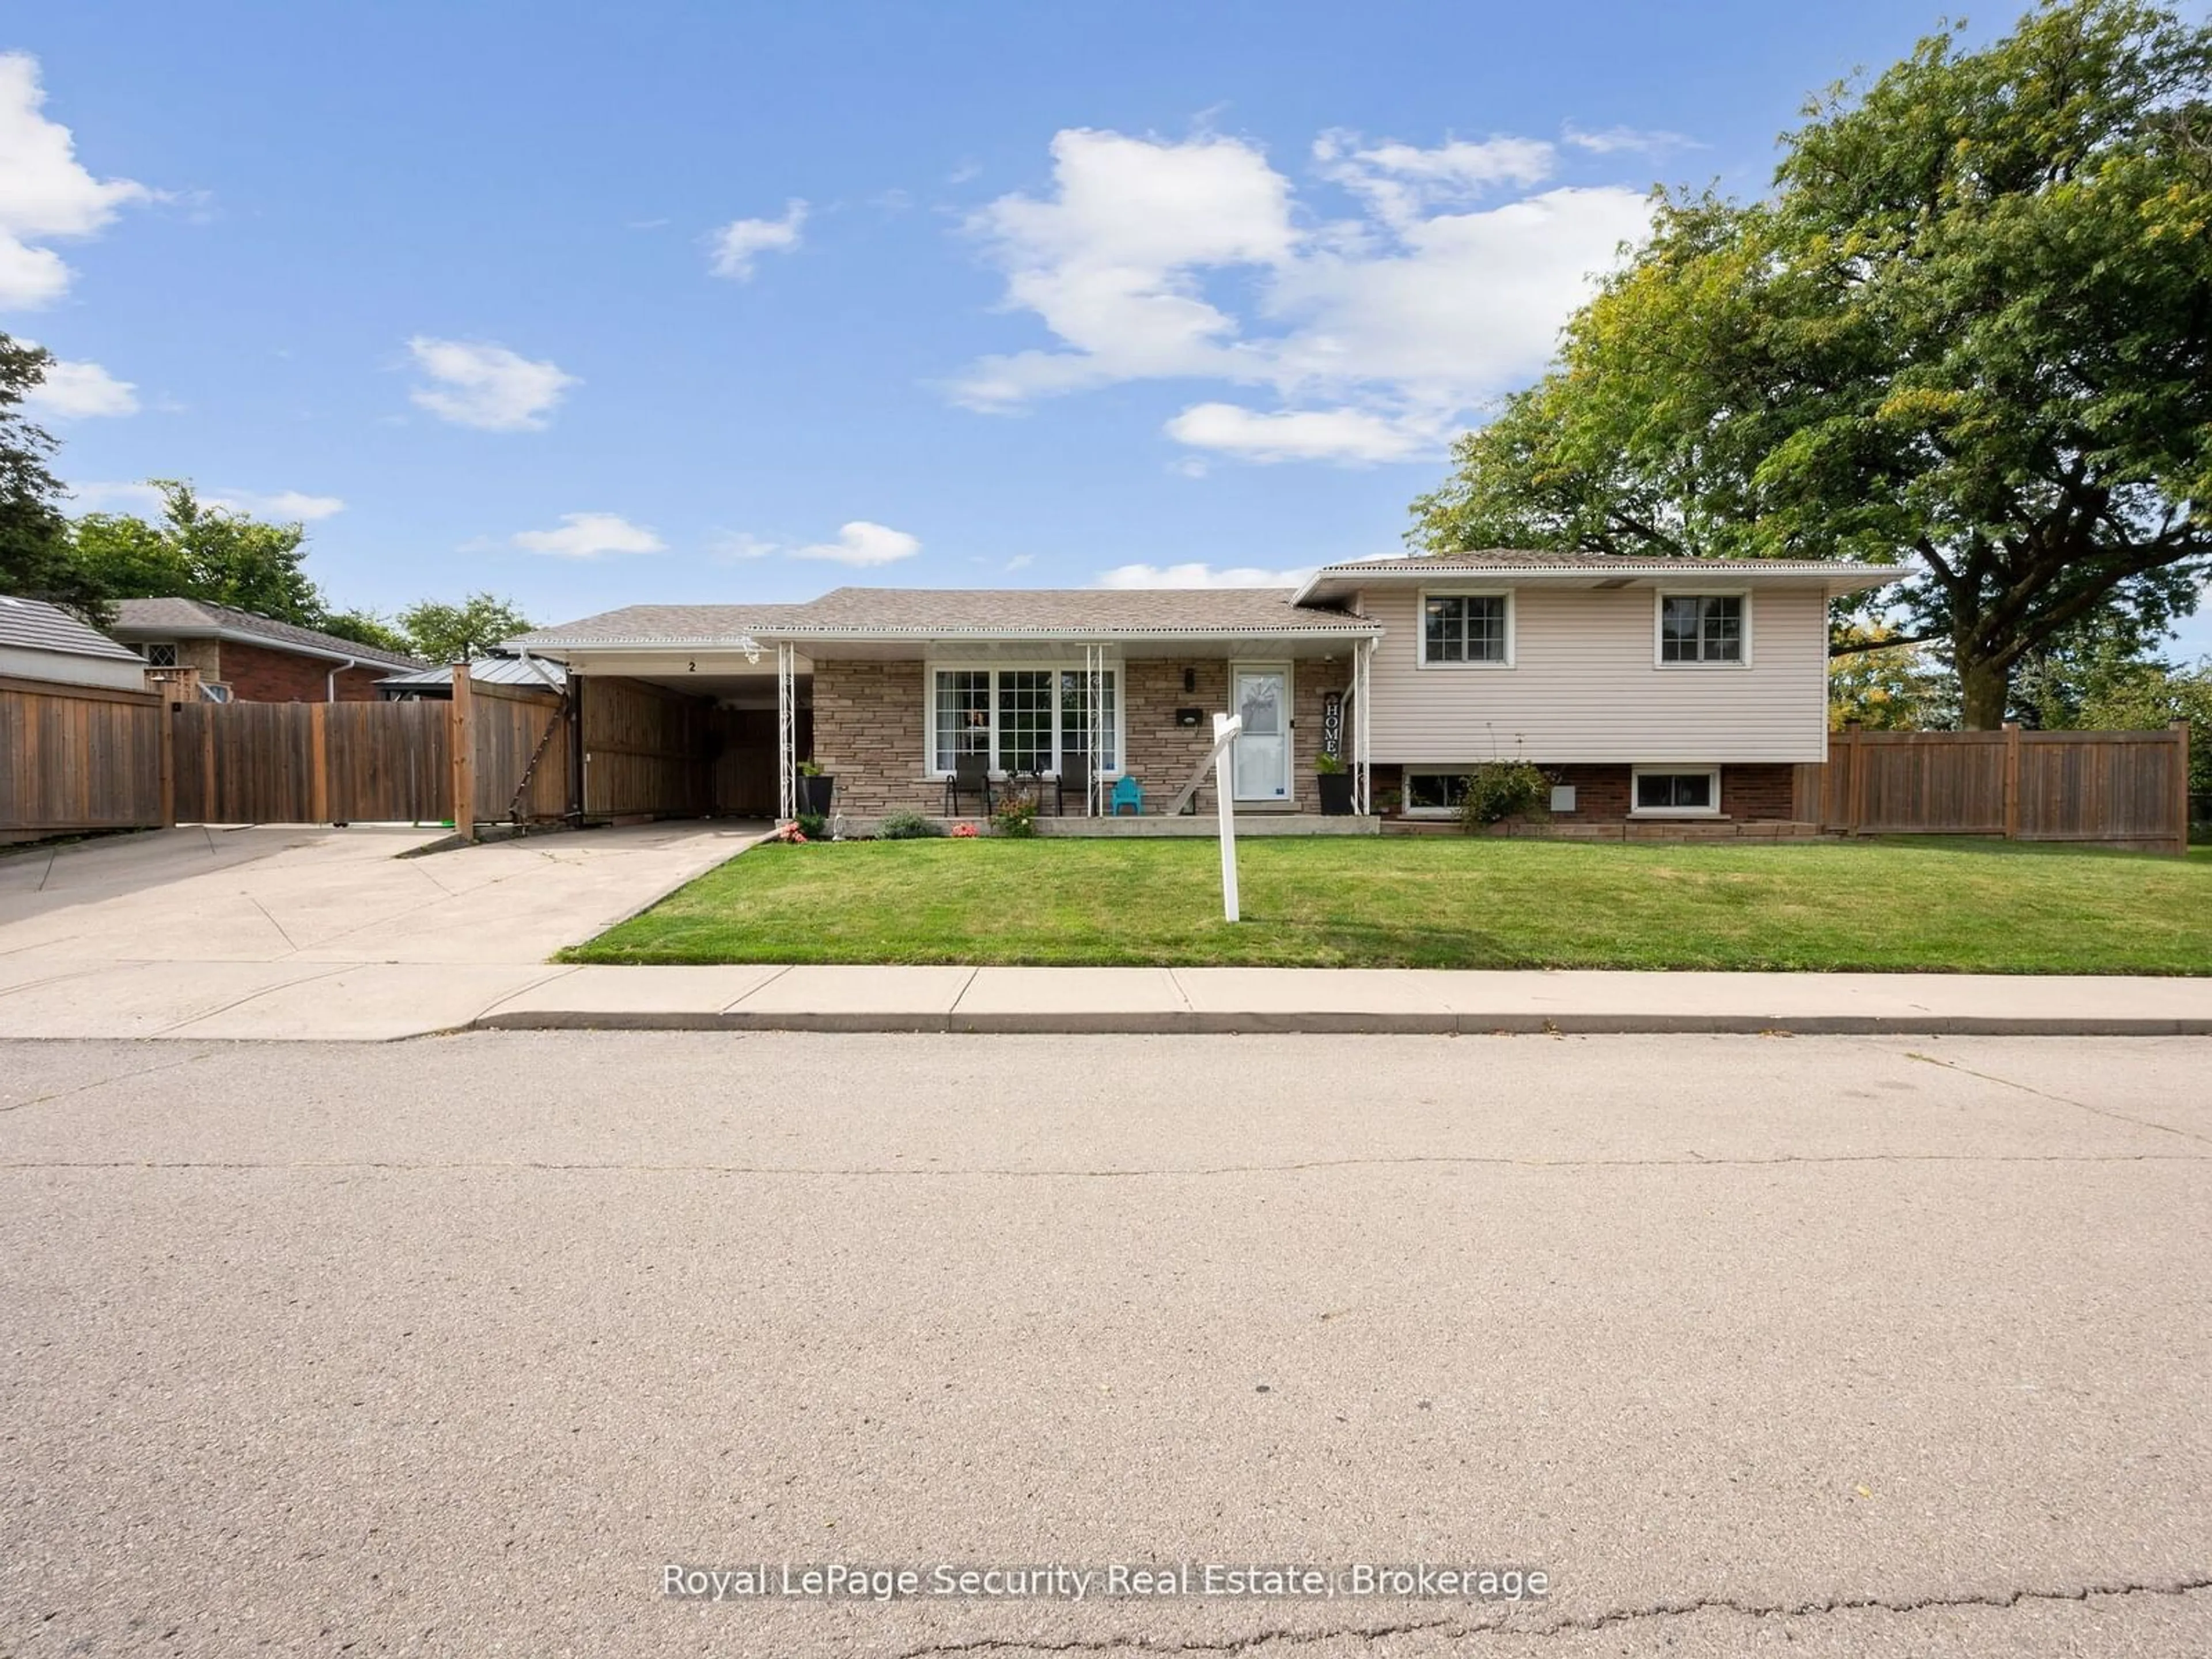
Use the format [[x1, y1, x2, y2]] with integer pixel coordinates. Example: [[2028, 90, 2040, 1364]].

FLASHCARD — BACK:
[[1, 1031, 2206, 1656], [0, 823, 763, 1039]]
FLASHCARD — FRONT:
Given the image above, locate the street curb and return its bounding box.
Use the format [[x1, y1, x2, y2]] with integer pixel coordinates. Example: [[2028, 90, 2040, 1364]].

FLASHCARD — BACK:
[[470, 1009, 2212, 1037]]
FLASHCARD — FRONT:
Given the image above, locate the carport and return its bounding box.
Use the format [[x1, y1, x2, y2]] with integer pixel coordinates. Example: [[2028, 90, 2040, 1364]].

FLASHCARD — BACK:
[[567, 665, 809, 823]]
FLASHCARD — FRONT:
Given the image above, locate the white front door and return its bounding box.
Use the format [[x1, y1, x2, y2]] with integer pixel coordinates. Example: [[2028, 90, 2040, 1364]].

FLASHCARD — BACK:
[[1230, 665, 1291, 802]]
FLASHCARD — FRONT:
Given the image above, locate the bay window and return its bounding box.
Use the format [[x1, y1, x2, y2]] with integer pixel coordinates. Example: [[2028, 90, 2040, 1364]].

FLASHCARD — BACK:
[[931, 665, 1119, 775]]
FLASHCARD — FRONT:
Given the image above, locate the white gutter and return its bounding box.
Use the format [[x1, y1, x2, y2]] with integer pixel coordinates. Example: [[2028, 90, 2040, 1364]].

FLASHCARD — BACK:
[[514, 623, 1384, 653]]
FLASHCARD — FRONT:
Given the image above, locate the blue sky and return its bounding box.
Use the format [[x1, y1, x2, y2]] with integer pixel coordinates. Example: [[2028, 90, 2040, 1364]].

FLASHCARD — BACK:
[[7, 0, 2208, 653]]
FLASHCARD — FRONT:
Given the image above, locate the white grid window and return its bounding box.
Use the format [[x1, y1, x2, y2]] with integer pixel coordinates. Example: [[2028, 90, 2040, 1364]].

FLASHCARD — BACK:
[[996, 671, 1053, 771], [1422, 595, 1509, 664], [1660, 596, 1744, 663], [931, 666, 1120, 777], [933, 671, 991, 771]]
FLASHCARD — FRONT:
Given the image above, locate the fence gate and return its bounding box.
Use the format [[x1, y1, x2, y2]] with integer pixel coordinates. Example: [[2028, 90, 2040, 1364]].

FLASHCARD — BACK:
[[172, 699, 451, 825]]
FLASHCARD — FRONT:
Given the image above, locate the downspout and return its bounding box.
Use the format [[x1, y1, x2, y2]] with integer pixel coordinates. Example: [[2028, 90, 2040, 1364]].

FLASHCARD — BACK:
[[327, 656, 361, 701]]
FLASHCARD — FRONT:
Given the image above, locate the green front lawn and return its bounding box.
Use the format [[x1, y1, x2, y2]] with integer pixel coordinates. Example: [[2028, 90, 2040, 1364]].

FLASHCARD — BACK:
[[564, 838, 2212, 974]]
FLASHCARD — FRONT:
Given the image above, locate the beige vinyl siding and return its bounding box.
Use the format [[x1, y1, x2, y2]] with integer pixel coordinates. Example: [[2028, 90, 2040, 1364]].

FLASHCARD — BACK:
[[1360, 584, 1831, 764]]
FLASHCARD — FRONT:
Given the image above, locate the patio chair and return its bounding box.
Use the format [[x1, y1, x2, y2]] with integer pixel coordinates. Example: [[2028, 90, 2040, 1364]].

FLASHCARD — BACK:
[[944, 752, 994, 817], [1110, 775, 1143, 816], [1054, 752, 1092, 816]]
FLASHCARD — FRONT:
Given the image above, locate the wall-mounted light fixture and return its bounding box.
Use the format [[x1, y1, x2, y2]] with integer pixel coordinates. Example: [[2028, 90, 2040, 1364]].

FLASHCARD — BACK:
[[1183, 667, 1196, 694]]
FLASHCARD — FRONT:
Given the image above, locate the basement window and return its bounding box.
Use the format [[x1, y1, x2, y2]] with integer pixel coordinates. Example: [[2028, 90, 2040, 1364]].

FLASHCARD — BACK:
[[1403, 772, 1470, 816], [1631, 768, 1721, 817]]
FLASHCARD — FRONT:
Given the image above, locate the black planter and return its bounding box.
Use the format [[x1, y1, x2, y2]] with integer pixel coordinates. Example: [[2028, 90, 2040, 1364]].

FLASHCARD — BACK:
[[1317, 771, 1355, 816], [798, 774, 834, 816]]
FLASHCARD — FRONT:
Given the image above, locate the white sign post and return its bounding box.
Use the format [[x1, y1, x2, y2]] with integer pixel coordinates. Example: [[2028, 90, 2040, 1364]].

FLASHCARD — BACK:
[[1212, 712, 1243, 922]]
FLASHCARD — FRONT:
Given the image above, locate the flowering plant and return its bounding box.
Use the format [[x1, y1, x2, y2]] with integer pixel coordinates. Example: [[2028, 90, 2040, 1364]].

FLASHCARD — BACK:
[[769, 822, 809, 844], [950, 822, 980, 838]]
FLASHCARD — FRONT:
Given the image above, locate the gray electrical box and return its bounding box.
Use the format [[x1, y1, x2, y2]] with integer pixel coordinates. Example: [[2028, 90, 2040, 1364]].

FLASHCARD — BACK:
[[1550, 785, 1577, 813]]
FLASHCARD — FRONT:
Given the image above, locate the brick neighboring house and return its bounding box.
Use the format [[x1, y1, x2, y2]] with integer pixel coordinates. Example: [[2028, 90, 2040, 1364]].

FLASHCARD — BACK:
[[510, 553, 1891, 832], [107, 599, 422, 702]]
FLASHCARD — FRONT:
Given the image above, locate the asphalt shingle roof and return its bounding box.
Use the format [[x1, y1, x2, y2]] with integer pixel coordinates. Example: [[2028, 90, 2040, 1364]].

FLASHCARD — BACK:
[[0, 595, 145, 661], [516, 587, 1377, 646], [109, 598, 424, 669]]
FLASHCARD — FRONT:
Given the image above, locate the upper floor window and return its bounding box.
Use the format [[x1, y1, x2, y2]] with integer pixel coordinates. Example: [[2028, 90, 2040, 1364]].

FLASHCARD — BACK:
[[1659, 594, 1745, 664], [1422, 593, 1510, 665], [140, 641, 179, 667]]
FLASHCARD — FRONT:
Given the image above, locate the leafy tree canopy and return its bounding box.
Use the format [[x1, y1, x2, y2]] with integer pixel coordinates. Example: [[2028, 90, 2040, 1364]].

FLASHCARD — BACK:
[[73, 480, 332, 626], [1411, 0, 2212, 727], [397, 593, 535, 664], [0, 334, 103, 621]]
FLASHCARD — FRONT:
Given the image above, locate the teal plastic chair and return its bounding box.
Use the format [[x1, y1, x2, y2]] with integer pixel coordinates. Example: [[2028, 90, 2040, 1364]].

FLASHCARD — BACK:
[[1110, 775, 1143, 816]]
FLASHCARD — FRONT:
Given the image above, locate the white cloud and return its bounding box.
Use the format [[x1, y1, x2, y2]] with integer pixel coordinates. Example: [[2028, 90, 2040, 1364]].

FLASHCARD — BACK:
[[1313, 129, 1556, 226], [1096, 561, 1316, 589], [209, 488, 345, 521], [406, 337, 577, 431], [709, 200, 807, 281], [1004, 554, 1035, 571], [0, 54, 150, 309], [953, 124, 1654, 464], [709, 531, 778, 561], [1562, 123, 1698, 157], [791, 520, 921, 567], [1164, 402, 1437, 465], [953, 128, 1297, 407], [21, 353, 137, 418], [511, 512, 665, 559]]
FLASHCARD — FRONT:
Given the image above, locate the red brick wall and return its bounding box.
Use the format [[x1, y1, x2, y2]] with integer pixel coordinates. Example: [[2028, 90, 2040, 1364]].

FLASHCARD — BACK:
[[1721, 763, 1797, 821], [215, 640, 389, 703], [1375, 762, 1800, 823]]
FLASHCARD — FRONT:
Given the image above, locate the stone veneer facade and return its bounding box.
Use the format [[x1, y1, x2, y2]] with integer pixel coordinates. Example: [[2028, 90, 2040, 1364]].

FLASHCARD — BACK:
[[810, 655, 1357, 818]]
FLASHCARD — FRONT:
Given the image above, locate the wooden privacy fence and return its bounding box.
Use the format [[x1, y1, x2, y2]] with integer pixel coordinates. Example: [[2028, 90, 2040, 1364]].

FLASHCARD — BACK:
[[1793, 722, 2191, 855], [172, 698, 453, 825], [2, 666, 572, 839], [0, 675, 171, 842]]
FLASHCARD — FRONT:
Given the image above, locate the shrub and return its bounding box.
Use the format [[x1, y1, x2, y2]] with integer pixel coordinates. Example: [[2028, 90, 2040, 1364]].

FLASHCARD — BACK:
[[1457, 761, 1550, 830], [794, 810, 829, 840], [878, 810, 944, 840], [992, 792, 1039, 838]]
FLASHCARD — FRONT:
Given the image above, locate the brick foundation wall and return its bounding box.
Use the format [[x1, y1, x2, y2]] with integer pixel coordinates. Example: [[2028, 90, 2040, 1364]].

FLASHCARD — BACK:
[[216, 639, 391, 703], [1375, 761, 1801, 824], [1721, 763, 1797, 821]]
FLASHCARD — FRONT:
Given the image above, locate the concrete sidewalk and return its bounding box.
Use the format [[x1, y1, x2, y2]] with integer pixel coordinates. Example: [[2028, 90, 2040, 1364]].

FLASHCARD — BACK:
[[472, 963, 2212, 1038]]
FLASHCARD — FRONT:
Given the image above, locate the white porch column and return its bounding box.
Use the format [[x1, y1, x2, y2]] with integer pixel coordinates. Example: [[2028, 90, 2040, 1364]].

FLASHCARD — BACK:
[[776, 642, 796, 821], [1344, 641, 1362, 814]]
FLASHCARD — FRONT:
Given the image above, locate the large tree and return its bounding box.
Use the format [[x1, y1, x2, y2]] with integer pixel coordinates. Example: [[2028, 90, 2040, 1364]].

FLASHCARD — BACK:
[[72, 480, 329, 624], [0, 335, 107, 621], [1411, 0, 2212, 727], [397, 592, 534, 664]]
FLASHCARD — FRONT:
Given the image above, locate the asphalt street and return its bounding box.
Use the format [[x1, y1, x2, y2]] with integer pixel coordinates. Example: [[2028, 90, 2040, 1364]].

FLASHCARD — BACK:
[[1, 1032, 2206, 1656]]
